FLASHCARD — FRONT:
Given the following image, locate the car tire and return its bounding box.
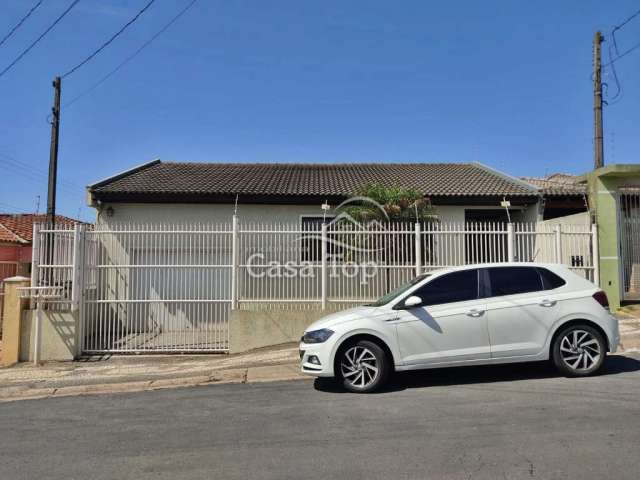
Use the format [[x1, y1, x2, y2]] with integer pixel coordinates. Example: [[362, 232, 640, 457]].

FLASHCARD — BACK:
[[337, 339, 390, 393], [552, 324, 606, 377]]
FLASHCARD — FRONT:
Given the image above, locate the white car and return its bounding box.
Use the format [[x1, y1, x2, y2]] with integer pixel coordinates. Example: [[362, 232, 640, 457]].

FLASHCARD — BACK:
[[299, 263, 620, 393]]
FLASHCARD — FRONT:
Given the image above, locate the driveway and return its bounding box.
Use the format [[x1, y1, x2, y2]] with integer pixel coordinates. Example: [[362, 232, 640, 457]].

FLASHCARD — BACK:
[[1, 354, 639, 480]]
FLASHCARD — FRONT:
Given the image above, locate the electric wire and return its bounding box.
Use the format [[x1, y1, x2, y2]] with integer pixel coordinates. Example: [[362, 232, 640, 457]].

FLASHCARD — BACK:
[[0, 0, 45, 49], [64, 0, 198, 108], [0, 0, 81, 79], [61, 0, 157, 79]]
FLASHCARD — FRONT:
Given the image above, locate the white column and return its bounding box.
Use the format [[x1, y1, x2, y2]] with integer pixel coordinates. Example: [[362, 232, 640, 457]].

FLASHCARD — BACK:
[[414, 222, 421, 276], [30, 223, 40, 310], [554, 225, 562, 264], [231, 215, 238, 310], [321, 223, 327, 310], [507, 223, 515, 262], [592, 223, 600, 286]]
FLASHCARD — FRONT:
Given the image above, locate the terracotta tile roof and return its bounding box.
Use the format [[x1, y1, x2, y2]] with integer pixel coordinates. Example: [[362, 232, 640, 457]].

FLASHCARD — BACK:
[[90, 160, 539, 203], [0, 214, 81, 244], [521, 173, 587, 196]]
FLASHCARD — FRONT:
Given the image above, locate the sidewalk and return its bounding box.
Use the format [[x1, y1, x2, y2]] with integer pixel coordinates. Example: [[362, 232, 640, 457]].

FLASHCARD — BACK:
[[0, 343, 307, 402], [617, 305, 640, 352], [2, 309, 640, 403]]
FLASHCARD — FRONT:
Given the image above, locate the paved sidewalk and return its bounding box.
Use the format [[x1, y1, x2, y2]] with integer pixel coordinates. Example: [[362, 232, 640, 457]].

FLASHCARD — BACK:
[[0, 343, 306, 402], [1, 307, 639, 402], [617, 305, 640, 351]]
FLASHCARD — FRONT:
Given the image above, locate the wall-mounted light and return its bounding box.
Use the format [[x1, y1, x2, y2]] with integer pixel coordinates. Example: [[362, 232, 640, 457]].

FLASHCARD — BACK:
[[105, 206, 114, 217]]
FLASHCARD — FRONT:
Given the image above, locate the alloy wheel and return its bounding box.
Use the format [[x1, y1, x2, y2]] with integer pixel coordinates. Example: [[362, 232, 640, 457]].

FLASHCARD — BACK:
[[340, 345, 379, 389], [559, 329, 601, 372]]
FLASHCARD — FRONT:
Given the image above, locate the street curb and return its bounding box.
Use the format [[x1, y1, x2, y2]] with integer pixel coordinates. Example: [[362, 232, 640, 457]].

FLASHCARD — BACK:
[[0, 365, 307, 403]]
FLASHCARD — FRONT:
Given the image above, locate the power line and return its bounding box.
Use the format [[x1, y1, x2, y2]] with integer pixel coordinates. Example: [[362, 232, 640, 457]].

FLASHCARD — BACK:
[[612, 8, 640, 33], [61, 0, 157, 79], [0, 0, 81, 79], [0, 201, 33, 214], [65, 0, 199, 108], [0, 0, 45, 49], [605, 7, 640, 67], [604, 40, 640, 66], [0, 153, 83, 191]]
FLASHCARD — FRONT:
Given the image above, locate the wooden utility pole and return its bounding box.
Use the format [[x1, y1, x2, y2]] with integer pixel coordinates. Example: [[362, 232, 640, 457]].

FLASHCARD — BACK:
[[593, 31, 604, 170], [46, 76, 61, 227]]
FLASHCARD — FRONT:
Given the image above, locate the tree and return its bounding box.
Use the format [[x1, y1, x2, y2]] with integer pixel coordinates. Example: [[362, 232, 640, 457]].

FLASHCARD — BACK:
[[333, 183, 439, 291], [337, 183, 438, 224]]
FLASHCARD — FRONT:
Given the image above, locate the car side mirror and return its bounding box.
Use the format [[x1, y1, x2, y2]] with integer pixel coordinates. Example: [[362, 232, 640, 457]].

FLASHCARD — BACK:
[[403, 295, 422, 309]]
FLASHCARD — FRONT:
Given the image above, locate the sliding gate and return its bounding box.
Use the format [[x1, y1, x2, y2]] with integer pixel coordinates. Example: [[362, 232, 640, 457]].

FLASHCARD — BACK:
[[620, 189, 640, 301]]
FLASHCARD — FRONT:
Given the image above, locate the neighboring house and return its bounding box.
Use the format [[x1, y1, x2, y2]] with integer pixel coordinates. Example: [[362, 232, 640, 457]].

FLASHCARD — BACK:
[[521, 173, 588, 220], [87, 160, 543, 225], [0, 214, 80, 281]]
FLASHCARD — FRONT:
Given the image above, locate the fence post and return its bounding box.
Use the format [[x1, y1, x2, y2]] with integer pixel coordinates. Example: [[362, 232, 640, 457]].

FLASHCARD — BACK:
[[414, 222, 421, 276], [321, 223, 327, 310], [71, 224, 83, 312], [591, 223, 600, 286], [507, 223, 515, 262], [554, 225, 562, 264], [30, 223, 40, 309], [231, 215, 238, 310]]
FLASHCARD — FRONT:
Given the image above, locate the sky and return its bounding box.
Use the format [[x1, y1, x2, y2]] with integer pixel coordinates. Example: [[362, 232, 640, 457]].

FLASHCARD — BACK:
[[0, 0, 639, 222]]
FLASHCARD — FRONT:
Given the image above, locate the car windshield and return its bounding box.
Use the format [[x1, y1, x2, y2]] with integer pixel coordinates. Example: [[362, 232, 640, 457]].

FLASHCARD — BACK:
[[367, 274, 429, 307]]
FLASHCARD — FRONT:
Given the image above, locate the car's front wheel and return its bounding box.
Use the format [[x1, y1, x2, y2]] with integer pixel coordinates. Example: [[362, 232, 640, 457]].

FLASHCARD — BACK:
[[337, 340, 390, 393], [552, 324, 606, 376]]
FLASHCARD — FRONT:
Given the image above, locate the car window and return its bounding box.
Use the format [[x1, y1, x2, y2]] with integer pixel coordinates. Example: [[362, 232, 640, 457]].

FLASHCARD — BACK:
[[369, 274, 430, 307], [411, 269, 479, 306], [487, 266, 543, 296], [537, 267, 566, 290]]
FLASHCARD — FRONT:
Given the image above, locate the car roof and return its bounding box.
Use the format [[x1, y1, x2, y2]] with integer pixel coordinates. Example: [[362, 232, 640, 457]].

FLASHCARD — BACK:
[[425, 262, 562, 276]]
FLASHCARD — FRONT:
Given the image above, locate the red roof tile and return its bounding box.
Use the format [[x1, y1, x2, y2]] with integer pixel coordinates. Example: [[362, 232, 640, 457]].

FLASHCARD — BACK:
[[0, 214, 81, 244]]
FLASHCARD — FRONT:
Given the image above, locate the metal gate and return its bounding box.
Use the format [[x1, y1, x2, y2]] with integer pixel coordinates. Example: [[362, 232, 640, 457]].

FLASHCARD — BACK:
[[32, 220, 597, 355], [620, 189, 640, 301]]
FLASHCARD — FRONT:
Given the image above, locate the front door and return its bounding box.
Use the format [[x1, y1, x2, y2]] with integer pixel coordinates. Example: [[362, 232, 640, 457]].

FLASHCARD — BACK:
[[392, 269, 491, 365]]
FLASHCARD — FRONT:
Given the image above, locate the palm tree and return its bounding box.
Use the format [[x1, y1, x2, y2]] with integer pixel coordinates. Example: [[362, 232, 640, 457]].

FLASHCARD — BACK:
[[335, 183, 439, 292]]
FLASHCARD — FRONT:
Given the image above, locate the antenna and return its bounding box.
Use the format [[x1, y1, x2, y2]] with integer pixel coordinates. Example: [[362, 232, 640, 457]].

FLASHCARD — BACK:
[[35, 195, 40, 214]]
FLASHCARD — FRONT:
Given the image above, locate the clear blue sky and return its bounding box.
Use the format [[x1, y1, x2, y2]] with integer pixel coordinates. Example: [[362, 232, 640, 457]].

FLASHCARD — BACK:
[[0, 0, 639, 221]]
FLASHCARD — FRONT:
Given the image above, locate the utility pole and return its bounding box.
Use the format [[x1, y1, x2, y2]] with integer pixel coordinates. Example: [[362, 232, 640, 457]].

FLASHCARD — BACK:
[[46, 76, 61, 227], [593, 31, 604, 170]]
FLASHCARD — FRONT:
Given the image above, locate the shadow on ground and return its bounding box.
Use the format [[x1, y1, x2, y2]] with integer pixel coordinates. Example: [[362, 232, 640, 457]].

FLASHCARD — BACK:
[[313, 354, 640, 394]]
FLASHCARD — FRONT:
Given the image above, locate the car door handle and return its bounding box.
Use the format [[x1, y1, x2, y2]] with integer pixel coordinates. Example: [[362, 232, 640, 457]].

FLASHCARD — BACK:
[[539, 300, 557, 307], [466, 309, 485, 317]]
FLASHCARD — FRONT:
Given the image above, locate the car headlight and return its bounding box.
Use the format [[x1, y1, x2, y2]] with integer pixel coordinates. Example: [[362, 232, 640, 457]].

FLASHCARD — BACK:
[[303, 328, 334, 344]]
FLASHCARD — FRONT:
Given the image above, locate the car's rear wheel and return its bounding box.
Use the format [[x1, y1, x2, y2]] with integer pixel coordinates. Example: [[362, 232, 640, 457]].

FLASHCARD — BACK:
[[552, 325, 606, 376], [337, 340, 389, 393]]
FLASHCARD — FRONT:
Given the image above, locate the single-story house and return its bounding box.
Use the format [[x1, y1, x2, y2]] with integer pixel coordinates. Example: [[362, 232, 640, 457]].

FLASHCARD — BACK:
[[87, 160, 543, 225], [0, 213, 80, 280], [521, 173, 588, 220]]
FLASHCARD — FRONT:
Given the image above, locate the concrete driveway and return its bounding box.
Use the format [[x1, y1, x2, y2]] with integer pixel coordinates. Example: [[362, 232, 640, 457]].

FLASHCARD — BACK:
[[1, 353, 639, 480]]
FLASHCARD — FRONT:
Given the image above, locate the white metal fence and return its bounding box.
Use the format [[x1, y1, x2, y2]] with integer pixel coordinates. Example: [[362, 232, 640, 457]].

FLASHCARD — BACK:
[[32, 220, 598, 354]]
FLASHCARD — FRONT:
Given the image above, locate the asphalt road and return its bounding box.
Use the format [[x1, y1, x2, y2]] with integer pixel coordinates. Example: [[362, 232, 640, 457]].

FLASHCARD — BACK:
[[1, 354, 639, 480]]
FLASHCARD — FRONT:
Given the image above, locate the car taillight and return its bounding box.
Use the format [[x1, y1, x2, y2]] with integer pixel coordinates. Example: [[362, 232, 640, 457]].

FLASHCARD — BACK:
[[592, 290, 609, 310]]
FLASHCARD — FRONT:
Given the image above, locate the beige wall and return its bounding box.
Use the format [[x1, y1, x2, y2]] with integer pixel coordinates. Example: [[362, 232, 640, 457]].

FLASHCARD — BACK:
[[229, 308, 325, 353], [20, 310, 78, 362], [96, 202, 540, 226]]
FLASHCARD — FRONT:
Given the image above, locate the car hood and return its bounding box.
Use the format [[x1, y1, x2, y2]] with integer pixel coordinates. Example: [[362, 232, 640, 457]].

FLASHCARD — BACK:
[[305, 306, 382, 331]]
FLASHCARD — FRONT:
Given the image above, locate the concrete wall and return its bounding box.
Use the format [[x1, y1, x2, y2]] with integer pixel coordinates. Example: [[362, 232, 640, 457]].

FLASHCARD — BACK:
[[20, 310, 78, 362], [229, 308, 326, 353]]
